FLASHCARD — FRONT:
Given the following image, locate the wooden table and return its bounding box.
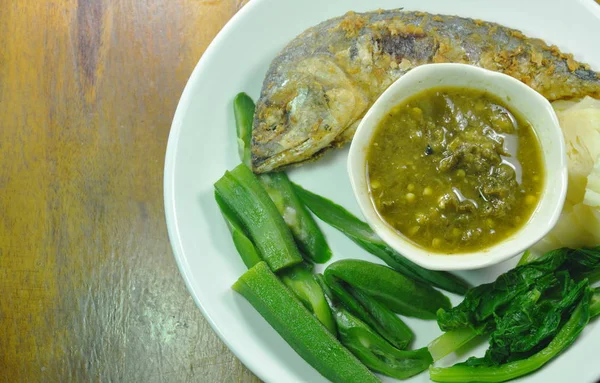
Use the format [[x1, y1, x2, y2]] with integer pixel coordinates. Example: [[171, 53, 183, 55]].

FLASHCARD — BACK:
[[0, 0, 259, 381]]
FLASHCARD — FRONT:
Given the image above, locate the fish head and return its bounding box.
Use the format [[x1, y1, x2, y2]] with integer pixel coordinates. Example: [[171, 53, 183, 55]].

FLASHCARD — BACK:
[[252, 56, 369, 173]]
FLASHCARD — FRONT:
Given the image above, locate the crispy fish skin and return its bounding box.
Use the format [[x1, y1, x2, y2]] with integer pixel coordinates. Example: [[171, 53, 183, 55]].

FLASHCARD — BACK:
[[252, 10, 600, 173]]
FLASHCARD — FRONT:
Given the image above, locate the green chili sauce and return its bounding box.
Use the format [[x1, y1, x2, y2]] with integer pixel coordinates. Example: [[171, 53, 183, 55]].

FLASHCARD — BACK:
[[366, 87, 545, 253]]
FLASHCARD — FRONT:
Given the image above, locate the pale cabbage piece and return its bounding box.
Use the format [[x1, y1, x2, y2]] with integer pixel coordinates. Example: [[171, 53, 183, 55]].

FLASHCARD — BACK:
[[551, 99, 578, 112], [532, 233, 562, 255], [583, 158, 600, 207], [532, 97, 600, 252], [551, 203, 600, 247], [553, 98, 600, 204]]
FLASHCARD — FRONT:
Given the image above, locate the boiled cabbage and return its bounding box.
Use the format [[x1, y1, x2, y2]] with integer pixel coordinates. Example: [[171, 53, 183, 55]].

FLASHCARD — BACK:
[[532, 97, 600, 252], [584, 159, 600, 208]]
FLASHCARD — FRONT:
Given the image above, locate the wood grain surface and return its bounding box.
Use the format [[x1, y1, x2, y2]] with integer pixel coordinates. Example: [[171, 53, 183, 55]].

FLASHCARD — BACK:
[[0, 0, 259, 381]]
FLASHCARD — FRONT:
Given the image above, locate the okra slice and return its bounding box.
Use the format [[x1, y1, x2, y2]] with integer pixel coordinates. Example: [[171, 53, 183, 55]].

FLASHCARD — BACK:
[[259, 172, 332, 263], [326, 259, 451, 319], [336, 308, 432, 380], [232, 94, 332, 264], [325, 275, 413, 350], [232, 92, 254, 167], [233, 262, 380, 383], [279, 263, 337, 334], [214, 192, 262, 268], [214, 165, 302, 271]]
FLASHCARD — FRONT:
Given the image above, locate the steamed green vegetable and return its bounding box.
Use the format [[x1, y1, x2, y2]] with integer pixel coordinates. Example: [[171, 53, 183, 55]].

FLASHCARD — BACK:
[[326, 259, 451, 319], [336, 308, 432, 379], [323, 273, 413, 349], [516, 249, 534, 266], [233, 262, 380, 383], [279, 263, 336, 334], [214, 192, 262, 268], [214, 165, 302, 271], [482, 278, 588, 365], [233, 93, 332, 263], [259, 172, 332, 263], [431, 246, 600, 365], [316, 274, 432, 380], [233, 92, 254, 167], [428, 328, 479, 362], [215, 166, 334, 330], [430, 246, 600, 382], [293, 183, 470, 295], [430, 294, 591, 382], [437, 246, 599, 335], [591, 287, 600, 317]]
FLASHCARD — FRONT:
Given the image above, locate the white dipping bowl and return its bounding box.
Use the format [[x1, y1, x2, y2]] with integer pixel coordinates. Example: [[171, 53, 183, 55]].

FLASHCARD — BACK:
[[348, 63, 567, 271]]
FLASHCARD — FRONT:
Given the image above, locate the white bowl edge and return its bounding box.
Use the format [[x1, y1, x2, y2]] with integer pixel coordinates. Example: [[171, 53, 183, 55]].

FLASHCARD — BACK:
[[348, 63, 568, 271]]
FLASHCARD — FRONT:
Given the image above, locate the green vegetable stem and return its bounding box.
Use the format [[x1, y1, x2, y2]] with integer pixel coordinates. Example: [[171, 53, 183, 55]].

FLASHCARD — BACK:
[[233, 262, 380, 383], [427, 327, 479, 362], [516, 249, 535, 266], [326, 259, 451, 320], [293, 183, 471, 295], [214, 164, 302, 271], [233, 93, 332, 264], [591, 287, 600, 318]]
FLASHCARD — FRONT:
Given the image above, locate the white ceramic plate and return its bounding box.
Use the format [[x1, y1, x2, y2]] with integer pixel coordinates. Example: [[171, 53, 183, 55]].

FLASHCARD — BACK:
[[164, 0, 600, 382]]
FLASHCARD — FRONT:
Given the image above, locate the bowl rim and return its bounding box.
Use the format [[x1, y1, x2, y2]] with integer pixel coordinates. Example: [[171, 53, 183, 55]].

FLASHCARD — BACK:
[[347, 63, 568, 271]]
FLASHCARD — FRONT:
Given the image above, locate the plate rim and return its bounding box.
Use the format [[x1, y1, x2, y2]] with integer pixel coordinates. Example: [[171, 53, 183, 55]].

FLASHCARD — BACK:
[[163, 0, 271, 380]]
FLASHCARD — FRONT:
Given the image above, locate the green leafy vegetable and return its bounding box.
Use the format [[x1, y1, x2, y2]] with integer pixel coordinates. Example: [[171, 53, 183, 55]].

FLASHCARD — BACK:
[[480, 278, 589, 366], [437, 246, 599, 334], [430, 292, 591, 382], [431, 246, 600, 382]]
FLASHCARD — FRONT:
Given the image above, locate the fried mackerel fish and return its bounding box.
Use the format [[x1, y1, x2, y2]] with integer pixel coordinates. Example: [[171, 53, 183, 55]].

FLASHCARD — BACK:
[[251, 10, 600, 173]]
